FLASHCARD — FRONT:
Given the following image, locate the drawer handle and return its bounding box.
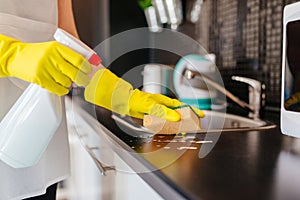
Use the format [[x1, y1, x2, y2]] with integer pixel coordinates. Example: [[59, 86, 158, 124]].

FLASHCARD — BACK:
[[84, 145, 115, 176]]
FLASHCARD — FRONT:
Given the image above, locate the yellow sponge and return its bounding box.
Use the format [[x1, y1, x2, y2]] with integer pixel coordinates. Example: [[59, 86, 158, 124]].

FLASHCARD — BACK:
[[143, 107, 201, 134]]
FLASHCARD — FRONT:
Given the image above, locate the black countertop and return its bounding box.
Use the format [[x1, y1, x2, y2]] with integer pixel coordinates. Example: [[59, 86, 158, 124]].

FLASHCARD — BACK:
[[93, 103, 300, 200]]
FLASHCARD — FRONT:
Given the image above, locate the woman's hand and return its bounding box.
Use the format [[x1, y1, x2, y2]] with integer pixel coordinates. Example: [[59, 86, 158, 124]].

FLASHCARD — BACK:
[[84, 68, 204, 121], [0, 34, 92, 95]]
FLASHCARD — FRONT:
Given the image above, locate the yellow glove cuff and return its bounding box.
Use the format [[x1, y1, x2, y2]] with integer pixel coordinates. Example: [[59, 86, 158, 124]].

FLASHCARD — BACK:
[[0, 34, 19, 77], [84, 68, 133, 115]]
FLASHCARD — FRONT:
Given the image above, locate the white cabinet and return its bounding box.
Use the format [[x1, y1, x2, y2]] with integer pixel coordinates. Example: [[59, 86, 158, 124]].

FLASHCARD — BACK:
[[113, 153, 164, 200], [57, 132, 163, 200], [58, 98, 163, 200]]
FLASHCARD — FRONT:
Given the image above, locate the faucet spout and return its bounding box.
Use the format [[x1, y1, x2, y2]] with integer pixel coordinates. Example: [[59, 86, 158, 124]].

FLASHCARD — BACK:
[[231, 76, 262, 120], [183, 69, 255, 114]]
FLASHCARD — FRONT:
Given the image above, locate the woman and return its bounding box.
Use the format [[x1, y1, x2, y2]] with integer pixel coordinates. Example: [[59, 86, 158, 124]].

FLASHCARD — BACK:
[[0, 0, 203, 199]]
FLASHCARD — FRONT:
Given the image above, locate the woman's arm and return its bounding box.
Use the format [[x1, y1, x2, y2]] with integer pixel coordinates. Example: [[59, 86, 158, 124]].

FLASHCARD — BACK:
[[58, 0, 79, 38]]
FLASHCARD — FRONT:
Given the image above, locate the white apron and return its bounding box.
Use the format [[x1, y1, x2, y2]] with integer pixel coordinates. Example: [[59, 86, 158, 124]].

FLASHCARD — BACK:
[[0, 0, 70, 199]]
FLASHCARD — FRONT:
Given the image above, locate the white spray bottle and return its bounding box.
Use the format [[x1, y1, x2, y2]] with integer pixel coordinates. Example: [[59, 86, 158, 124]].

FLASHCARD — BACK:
[[0, 28, 101, 168]]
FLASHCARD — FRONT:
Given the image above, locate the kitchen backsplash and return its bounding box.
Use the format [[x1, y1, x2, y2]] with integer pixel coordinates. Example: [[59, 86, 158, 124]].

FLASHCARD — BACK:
[[196, 0, 300, 110]]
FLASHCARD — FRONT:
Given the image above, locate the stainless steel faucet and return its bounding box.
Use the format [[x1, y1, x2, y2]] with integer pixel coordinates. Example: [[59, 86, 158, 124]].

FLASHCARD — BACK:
[[183, 69, 262, 119], [231, 76, 262, 120]]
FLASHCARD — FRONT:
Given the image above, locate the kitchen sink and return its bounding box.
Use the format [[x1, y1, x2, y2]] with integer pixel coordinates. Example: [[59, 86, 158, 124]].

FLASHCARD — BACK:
[[112, 110, 276, 138], [198, 110, 276, 133]]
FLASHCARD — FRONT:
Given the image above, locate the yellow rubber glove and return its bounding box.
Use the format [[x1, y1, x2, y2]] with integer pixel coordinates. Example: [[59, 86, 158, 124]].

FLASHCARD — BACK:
[[84, 69, 205, 121], [0, 34, 92, 96]]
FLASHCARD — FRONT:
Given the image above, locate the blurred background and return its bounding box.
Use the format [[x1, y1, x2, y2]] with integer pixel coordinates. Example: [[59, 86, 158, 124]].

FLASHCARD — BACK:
[[72, 0, 300, 113]]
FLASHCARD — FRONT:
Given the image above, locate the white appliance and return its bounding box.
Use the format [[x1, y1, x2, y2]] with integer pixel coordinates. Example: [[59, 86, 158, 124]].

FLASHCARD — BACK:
[[281, 2, 300, 138]]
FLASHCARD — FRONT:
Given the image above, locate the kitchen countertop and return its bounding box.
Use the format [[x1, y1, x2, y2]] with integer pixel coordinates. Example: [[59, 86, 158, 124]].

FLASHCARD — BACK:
[[71, 94, 300, 200]]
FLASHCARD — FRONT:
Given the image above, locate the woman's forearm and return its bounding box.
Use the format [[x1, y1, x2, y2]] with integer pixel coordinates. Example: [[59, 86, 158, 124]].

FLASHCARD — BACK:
[[58, 0, 79, 38]]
